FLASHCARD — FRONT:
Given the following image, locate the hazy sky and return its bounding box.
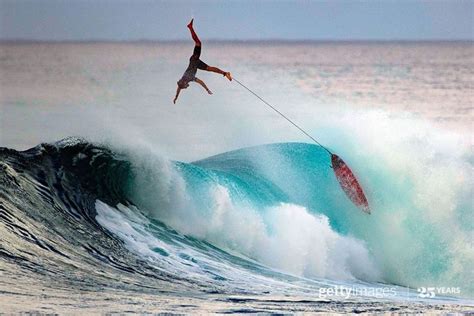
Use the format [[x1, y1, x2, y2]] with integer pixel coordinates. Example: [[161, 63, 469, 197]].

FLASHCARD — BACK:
[[1, 0, 472, 41]]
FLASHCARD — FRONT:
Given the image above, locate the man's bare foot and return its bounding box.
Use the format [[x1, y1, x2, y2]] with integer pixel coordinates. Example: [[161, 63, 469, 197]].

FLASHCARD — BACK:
[[207, 90, 213, 95], [187, 19, 194, 29], [224, 72, 232, 81]]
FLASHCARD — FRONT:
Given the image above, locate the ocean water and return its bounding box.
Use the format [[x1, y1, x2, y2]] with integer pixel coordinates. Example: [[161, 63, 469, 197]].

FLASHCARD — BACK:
[[0, 42, 473, 313]]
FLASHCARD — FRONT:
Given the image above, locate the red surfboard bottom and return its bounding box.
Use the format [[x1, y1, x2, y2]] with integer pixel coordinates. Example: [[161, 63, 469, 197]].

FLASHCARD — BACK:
[[331, 154, 370, 214]]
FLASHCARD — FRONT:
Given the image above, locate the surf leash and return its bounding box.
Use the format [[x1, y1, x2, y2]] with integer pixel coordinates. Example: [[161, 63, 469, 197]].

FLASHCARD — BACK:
[[233, 77, 371, 213], [233, 78, 332, 156]]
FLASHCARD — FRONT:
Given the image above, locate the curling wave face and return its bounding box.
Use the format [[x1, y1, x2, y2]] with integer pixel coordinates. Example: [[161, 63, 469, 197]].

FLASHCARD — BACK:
[[0, 137, 472, 298]]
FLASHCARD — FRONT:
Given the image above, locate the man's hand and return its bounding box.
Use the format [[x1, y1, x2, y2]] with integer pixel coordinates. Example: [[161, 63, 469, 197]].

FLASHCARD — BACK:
[[174, 86, 182, 104]]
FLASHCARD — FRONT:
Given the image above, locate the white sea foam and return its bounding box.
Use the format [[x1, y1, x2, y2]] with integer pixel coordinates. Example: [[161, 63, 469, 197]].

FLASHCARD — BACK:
[[119, 147, 381, 282]]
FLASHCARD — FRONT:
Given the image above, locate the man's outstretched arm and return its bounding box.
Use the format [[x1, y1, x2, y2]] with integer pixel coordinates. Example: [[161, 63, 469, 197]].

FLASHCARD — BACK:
[[195, 78, 213, 95], [173, 87, 182, 104]]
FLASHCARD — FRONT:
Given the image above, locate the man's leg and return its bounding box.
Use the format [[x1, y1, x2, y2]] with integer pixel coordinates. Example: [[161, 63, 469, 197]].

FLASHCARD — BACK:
[[205, 66, 232, 81], [187, 19, 201, 46]]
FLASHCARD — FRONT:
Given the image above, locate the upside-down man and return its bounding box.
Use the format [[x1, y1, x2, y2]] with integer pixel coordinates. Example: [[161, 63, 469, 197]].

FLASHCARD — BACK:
[[174, 19, 232, 104]]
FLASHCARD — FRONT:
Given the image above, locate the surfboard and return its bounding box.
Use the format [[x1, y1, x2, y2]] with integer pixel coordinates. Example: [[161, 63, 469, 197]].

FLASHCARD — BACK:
[[331, 154, 370, 214]]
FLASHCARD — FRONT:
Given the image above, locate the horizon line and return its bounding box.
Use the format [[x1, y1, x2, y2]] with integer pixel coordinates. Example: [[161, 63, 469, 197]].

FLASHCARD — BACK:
[[1, 38, 472, 44]]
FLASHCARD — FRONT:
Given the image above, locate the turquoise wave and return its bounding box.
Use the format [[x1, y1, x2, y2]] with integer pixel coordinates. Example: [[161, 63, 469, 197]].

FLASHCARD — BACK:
[[126, 142, 472, 295], [2, 138, 469, 298]]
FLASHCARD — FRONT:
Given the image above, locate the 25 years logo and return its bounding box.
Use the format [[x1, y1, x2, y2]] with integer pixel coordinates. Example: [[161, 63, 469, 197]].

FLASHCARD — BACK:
[[417, 287, 461, 298], [417, 287, 436, 298]]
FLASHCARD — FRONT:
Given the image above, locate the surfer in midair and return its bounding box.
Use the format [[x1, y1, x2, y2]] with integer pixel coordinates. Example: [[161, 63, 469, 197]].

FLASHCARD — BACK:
[[173, 19, 232, 104]]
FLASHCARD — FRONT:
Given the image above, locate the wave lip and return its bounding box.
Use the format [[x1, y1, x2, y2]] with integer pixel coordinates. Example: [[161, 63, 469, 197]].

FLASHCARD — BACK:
[[0, 138, 196, 297]]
